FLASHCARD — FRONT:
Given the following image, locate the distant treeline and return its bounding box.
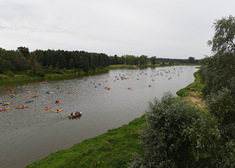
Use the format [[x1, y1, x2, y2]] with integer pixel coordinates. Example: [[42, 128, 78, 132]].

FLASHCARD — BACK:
[[0, 47, 109, 76], [0, 47, 199, 76], [109, 55, 199, 65], [155, 57, 199, 64]]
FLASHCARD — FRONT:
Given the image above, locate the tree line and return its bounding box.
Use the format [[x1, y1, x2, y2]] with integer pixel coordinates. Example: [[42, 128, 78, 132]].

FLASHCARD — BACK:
[[0, 48, 198, 77], [0, 48, 110, 76], [109, 55, 199, 65]]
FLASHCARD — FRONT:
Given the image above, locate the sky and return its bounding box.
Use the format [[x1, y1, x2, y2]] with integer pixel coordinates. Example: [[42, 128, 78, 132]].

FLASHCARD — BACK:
[[0, 0, 234, 59]]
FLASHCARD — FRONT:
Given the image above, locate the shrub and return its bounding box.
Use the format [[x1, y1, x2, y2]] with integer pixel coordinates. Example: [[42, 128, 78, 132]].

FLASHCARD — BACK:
[[4, 70, 15, 77], [206, 77, 235, 140], [129, 92, 220, 168]]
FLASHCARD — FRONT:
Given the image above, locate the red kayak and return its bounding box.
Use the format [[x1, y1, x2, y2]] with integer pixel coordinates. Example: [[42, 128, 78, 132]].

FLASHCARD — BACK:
[[55, 100, 61, 104], [6, 91, 14, 93], [68, 112, 82, 119], [15, 106, 28, 109], [0, 107, 10, 111]]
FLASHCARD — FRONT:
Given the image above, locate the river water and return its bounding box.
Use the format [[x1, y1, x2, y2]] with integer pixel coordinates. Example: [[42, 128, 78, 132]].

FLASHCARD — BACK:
[[0, 66, 197, 168]]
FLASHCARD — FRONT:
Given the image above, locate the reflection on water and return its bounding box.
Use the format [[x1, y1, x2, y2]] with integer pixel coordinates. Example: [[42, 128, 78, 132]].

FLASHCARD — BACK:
[[0, 66, 197, 168]]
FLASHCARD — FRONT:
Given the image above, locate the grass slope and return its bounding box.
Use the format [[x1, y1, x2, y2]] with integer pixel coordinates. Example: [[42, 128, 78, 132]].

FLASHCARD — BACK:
[[27, 116, 146, 168], [177, 71, 205, 108], [176, 71, 204, 97]]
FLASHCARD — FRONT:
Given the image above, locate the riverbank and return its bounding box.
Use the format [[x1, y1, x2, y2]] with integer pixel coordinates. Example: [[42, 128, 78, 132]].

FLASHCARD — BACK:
[[0, 65, 138, 85], [26, 70, 202, 168], [176, 71, 205, 108], [0, 64, 199, 85], [0, 68, 107, 85]]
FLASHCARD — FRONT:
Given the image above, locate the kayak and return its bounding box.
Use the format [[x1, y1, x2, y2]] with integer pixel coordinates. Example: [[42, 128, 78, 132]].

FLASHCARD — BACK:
[[45, 107, 51, 110], [26, 91, 34, 94], [15, 106, 28, 109], [0, 107, 10, 111], [68, 112, 82, 119], [54, 109, 63, 113], [2, 102, 12, 106], [54, 100, 61, 104], [6, 91, 14, 93], [24, 100, 34, 103], [32, 95, 40, 98]]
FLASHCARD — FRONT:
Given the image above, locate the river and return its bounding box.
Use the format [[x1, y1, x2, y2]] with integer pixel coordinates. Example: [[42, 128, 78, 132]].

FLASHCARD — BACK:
[[0, 66, 197, 168]]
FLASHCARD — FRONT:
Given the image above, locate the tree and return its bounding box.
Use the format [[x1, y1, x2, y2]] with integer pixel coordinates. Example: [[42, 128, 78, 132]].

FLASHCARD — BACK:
[[29, 52, 44, 76], [150, 56, 157, 65], [207, 15, 235, 54], [201, 15, 235, 97], [125, 55, 136, 65], [113, 55, 119, 64], [199, 15, 235, 167], [206, 77, 235, 140], [17, 46, 29, 58], [188, 57, 195, 63], [0, 48, 29, 72], [139, 55, 148, 65]]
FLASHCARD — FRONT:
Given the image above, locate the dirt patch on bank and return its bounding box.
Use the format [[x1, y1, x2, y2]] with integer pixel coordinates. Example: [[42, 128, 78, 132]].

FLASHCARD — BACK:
[[187, 90, 206, 109]]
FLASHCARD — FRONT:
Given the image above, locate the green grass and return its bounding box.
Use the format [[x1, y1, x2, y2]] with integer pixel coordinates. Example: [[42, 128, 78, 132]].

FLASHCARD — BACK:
[[176, 71, 204, 97], [108, 65, 138, 69], [0, 66, 135, 84], [27, 115, 146, 168]]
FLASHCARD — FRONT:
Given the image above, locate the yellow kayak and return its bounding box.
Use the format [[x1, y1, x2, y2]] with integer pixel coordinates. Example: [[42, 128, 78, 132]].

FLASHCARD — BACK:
[[54, 109, 63, 113], [45, 107, 51, 110]]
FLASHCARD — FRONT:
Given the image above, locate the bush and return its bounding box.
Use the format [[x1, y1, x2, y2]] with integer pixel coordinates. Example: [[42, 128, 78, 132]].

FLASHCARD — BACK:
[[206, 77, 235, 140], [4, 70, 15, 77], [129, 92, 220, 168]]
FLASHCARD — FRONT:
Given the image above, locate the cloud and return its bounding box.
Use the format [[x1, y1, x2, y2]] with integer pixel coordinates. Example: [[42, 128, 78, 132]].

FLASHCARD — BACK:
[[0, 0, 234, 58]]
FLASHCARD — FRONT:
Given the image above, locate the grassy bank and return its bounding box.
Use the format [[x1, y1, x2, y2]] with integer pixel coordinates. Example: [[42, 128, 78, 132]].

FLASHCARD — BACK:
[[176, 71, 204, 97], [0, 64, 201, 85], [0, 65, 139, 85], [0, 69, 106, 85], [177, 71, 205, 108], [27, 115, 146, 168]]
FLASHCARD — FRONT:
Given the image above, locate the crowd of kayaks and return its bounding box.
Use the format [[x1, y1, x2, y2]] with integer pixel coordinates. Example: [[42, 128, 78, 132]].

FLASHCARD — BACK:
[[1, 90, 82, 120]]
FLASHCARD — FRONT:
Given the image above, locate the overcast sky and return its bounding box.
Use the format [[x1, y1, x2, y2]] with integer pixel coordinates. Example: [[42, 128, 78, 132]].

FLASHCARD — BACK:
[[0, 0, 234, 59]]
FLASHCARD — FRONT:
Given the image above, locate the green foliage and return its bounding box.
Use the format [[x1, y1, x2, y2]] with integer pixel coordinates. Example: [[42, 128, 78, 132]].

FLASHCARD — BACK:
[[176, 87, 188, 97], [212, 140, 235, 168], [0, 47, 111, 82], [208, 15, 235, 54], [150, 56, 157, 65], [139, 55, 148, 65], [3, 70, 15, 77], [129, 93, 220, 168], [0, 48, 29, 73], [177, 71, 204, 97], [206, 77, 235, 140], [201, 15, 235, 97], [188, 57, 195, 63], [200, 53, 235, 97], [199, 15, 235, 167], [17, 46, 29, 58]]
